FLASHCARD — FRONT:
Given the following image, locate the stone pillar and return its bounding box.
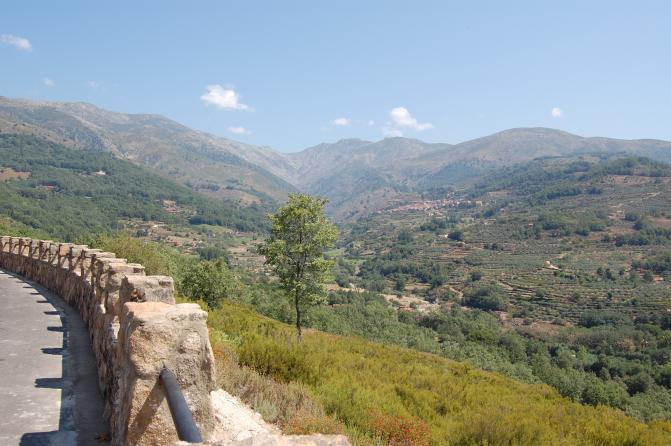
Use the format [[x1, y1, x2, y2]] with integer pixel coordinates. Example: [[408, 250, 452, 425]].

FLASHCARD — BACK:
[[116, 275, 175, 316], [113, 302, 216, 446]]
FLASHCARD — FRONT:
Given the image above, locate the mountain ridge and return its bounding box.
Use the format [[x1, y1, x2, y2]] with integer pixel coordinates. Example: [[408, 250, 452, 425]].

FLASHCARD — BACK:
[[285, 127, 671, 218], [3, 96, 671, 219], [0, 96, 297, 205]]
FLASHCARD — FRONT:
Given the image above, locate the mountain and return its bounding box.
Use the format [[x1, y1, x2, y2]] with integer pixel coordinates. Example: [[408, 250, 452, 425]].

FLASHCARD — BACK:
[[0, 97, 296, 204], [3, 95, 670, 220], [285, 128, 671, 219], [417, 127, 671, 164]]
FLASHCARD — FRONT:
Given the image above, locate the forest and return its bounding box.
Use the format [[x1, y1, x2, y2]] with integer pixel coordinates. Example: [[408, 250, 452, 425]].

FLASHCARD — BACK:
[[0, 133, 269, 240]]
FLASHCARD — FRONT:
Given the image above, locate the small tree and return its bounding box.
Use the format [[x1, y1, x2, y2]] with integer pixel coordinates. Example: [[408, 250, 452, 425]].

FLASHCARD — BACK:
[[259, 193, 338, 341], [448, 229, 464, 241], [181, 259, 240, 308]]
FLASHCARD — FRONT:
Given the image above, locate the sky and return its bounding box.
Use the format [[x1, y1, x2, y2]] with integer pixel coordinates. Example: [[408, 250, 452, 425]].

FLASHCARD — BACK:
[[1, 1, 670, 152]]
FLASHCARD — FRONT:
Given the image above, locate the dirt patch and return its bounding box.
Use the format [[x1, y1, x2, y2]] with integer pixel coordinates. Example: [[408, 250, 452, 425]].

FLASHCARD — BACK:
[[606, 175, 655, 185], [0, 168, 30, 182], [651, 217, 671, 229], [544, 260, 560, 270], [210, 389, 279, 442], [381, 293, 439, 313]]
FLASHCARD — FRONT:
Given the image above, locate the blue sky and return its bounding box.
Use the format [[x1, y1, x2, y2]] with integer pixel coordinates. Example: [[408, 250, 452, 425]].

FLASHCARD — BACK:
[[1, 1, 670, 152]]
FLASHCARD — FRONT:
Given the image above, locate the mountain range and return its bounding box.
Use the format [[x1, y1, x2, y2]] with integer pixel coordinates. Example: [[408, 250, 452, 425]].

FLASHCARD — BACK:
[[2, 96, 671, 220]]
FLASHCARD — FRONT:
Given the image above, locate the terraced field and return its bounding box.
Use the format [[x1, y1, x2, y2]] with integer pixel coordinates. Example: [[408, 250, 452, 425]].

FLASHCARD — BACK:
[[344, 156, 671, 326], [324, 155, 671, 421]]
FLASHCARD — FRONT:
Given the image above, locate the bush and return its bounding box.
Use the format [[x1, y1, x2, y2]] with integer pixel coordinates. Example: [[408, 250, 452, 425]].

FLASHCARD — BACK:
[[210, 331, 340, 433], [448, 230, 464, 241], [370, 413, 431, 446], [237, 333, 319, 385], [626, 373, 655, 395], [181, 259, 242, 308], [335, 273, 350, 288], [464, 284, 508, 311], [579, 310, 632, 328]]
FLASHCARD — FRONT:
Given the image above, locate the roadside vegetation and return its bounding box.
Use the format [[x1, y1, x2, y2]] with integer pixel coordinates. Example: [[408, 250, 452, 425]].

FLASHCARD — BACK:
[[88, 234, 671, 445]]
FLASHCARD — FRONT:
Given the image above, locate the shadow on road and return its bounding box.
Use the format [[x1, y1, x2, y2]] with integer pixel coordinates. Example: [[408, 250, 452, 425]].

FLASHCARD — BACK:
[[1, 271, 110, 446]]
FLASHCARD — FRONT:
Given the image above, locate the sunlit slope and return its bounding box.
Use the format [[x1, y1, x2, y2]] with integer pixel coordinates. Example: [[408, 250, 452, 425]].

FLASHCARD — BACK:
[[208, 302, 671, 446]]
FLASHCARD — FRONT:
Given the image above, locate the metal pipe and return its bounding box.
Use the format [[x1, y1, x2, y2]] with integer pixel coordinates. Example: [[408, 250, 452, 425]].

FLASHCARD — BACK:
[[159, 366, 203, 443]]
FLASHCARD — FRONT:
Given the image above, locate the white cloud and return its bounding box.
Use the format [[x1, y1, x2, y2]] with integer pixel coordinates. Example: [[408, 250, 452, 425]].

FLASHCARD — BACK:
[[87, 80, 100, 89], [551, 107, 563, 118], [382, 127, 403, 137], [1, 34, 32, 51], [201, 85, 252, 111], [43, 77, 55, 87], [228, 126, 250, 135], [389, 107, 433, 131], [368, 120, 375, 126], [332, 117, 350, 127]]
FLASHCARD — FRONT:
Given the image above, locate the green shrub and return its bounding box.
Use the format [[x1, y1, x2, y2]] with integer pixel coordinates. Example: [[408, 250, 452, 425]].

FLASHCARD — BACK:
[[207, 302, 671, 445], [448, 230, 464, 241], [181, 259, 243, 308], [464, 284, 508, 311]]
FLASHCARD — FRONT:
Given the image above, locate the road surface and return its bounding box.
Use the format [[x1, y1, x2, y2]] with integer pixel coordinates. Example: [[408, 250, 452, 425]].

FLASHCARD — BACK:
[[0, 269, 108, 445]]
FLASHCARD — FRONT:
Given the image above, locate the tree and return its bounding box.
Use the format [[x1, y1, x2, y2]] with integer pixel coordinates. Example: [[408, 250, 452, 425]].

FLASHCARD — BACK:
[[181, 259, 240, 308], [464, 284, 508, 311], [259, 193, 338, 341], [448, 229, 464, 241]]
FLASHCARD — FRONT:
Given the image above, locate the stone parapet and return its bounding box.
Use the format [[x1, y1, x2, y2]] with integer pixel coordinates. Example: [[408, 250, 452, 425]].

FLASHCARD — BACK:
[[0, 237, 215, 445], [0, 236, 349, 446]]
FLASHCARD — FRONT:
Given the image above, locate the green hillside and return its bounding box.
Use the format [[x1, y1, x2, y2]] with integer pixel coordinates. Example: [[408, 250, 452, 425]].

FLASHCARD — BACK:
[[92, 235, 671, 446], [0, 133, 269, 240], [0, 97, 297, 204], [332, 155, 671, 421]]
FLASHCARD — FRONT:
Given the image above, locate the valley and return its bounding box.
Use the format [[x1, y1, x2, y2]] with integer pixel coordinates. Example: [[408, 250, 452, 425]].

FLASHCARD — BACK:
[[5, 3, 671, 444], [2, 98, 671, 444]]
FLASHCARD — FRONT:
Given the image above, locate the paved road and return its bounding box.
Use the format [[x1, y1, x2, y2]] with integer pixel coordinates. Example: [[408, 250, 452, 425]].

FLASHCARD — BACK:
[[0, 269, 108, 445]]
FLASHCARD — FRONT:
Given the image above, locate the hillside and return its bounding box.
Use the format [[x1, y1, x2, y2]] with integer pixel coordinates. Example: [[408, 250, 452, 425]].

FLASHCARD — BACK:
[[0, 96, 296, 204], [209, 301, 671, 445], [72, 233, 669, 446], [0, 133, 268, 240], [331, 155, 671, 421]]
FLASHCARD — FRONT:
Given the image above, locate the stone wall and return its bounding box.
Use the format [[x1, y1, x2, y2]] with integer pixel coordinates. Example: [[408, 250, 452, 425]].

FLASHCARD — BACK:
[[0, 236, 350, 446], [0, 237, 216, 445]]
